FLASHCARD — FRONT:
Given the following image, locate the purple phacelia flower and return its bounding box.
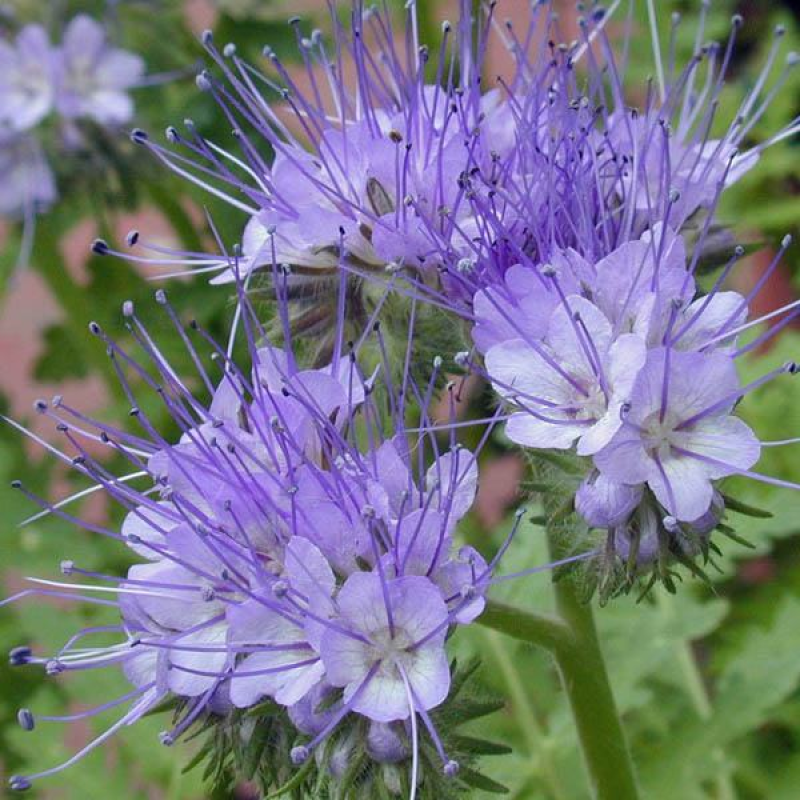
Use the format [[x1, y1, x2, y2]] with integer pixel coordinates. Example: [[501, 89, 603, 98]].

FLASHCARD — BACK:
[[484, 293, 646, 456], [466, 220, 800, 573], [54, 14, 145, 126], [437, 9, 797, 319], [0, 24, 56, 134], [593, 348, 762, 522], [123, 1, 520, 323], [319, 573, 450, 724]]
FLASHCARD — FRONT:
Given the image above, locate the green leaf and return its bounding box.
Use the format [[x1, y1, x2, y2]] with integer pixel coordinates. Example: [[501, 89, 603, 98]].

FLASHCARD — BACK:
[[639, 596, 800, 798]]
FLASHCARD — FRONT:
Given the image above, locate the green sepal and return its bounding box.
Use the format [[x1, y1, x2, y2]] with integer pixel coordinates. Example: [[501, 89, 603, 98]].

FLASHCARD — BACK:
[[449, 735, 513, 756], [716, 524, 756, 549], [262, 755, 315, 799], [456, 764, 510, 794], [721, 494, 774, 519]]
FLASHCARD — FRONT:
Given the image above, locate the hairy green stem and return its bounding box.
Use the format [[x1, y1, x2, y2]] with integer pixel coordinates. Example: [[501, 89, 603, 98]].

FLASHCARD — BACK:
[[479, 599, 570, 652], [480, 591, 639, 799], [486, 454, 641, 799], [548, 570, 640, 800]]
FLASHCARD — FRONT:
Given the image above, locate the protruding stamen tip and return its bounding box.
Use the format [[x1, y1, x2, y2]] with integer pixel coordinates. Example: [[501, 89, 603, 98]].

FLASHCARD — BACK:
[[541, 263, 557, 278], [122, 300, 135, 318], [155, 289, 168, 305], [196, 72, 212, 92], [17, 709, 35, 731], [91, 238, 109, 255], [60, 560, 74, 575], [784, 361, 799, 375], [130, 128, 148, 144], [788, 52, 800, 67], [775, 24, 786, 38], [433, 355, 443, 370], [33, 398, 47, 413], [88, 321, 102, 336], [200, 29, 213, 46], [8, 776, 31, 792], [9, 646, 32, 665], [663, 516, 680, 533], [159, 731, 175, 747], [165, 126, 179, 143], [45, 659, 64, 675], [444, 760, 460, 778], [734, 245, 745, 257], [223, 43, 236, 58], [291, 745, 310, 765], [731, 13, 743, 28], [126, 229, 140, 247], [456, 257, 476, 274], [782, 234, 793, 249], [10, 480, 22, 490], [273, 580, 289, 598]]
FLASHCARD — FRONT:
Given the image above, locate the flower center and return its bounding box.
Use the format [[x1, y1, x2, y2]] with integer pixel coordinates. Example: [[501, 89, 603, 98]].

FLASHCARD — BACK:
[[641, 411, 680, 457], [369, 626, 413, 667]]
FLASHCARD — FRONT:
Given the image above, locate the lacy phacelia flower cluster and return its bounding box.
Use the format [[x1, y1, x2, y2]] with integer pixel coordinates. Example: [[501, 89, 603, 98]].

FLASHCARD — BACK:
[[119, 1, 799, 577], [5, 1, 800, 795], [0, 14, 144, 216], [5, 291, 499, 793], [473, 225, 796, 569]]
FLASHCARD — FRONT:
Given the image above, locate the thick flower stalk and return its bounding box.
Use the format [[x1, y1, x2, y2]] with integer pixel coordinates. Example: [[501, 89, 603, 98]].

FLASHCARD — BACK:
[[2, 280, 527, 796]]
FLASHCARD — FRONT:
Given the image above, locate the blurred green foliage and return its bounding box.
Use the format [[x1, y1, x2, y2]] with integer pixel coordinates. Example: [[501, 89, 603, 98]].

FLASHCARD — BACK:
[[0, 1, 799, 798]]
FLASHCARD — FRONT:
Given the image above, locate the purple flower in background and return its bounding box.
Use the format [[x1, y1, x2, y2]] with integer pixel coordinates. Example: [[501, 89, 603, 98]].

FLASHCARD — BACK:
[[55, 14, 145, 125], [0, 24, 55, 133]]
